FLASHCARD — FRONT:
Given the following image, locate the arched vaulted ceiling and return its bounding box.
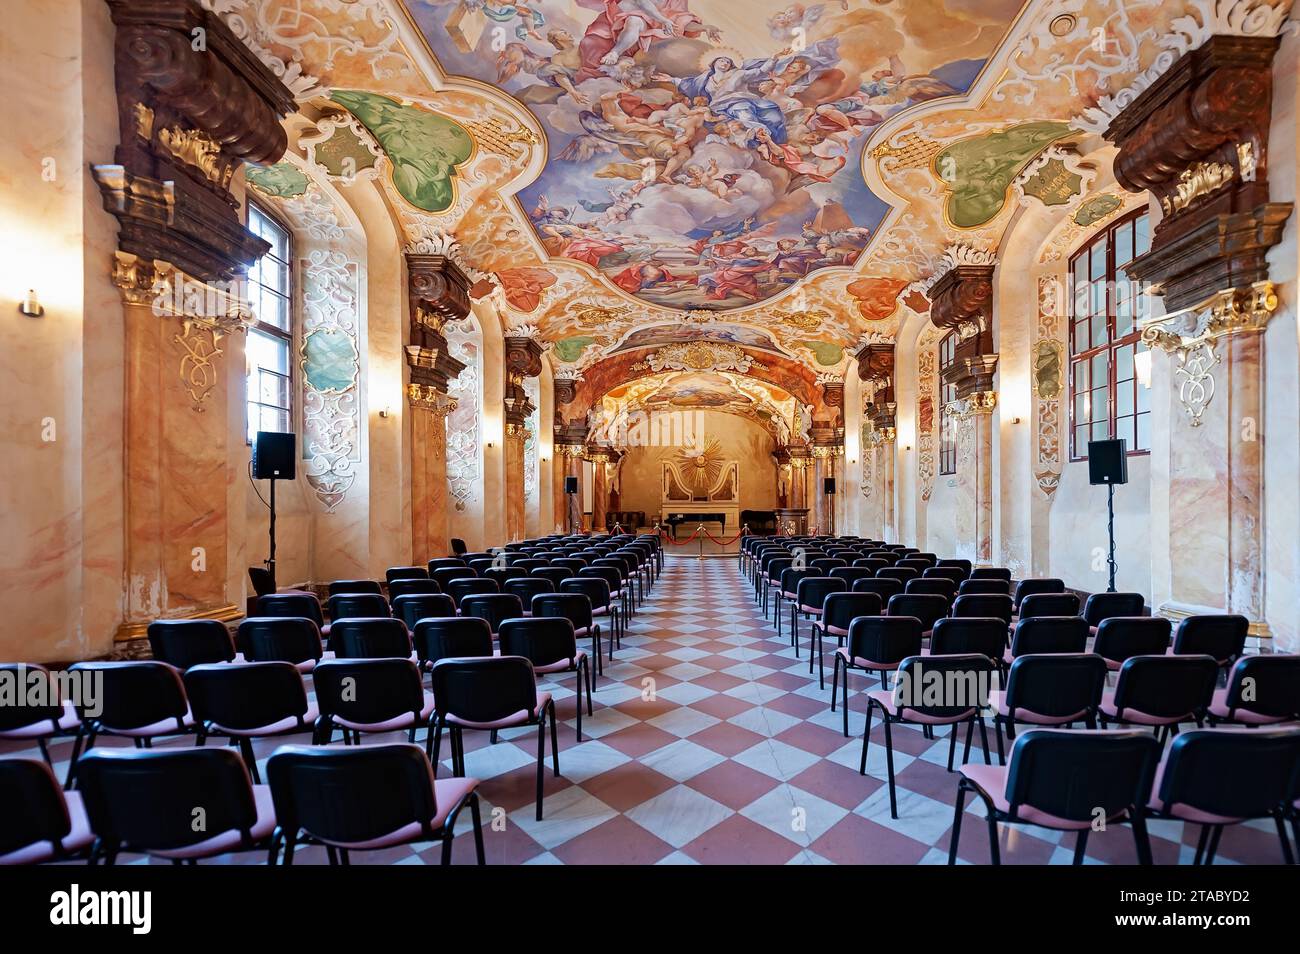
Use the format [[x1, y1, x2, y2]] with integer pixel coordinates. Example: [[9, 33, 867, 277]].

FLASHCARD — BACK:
[[226, 0, 1285, 388]]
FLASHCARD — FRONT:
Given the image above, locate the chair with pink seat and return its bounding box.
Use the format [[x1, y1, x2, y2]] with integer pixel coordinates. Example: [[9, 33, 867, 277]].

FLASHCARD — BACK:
[[0, 663, 82, 777], [499, 616, 593, 741], [1083, 591, 1147, 635], [1206, 655, 1300, 727], [1146, 727, 1300, 865], [430, 656, 558, 821], [147, 619, 238, 669], [1098, 654, 1218, 743], [811, 591, 882, 689], [992, 654, 1107, 764], [831, 615, 924, 738], [949, 729, 1160, 865], [0, 758, 93, 865], [312, 658, 436, 754], [1093, 616, 1172, 672], [76, 747, 278, 865], [266, 743, 483, 866]]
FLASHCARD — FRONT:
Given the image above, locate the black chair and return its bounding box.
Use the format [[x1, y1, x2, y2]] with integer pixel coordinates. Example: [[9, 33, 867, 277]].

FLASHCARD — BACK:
[[1016, 592, 1080, 620], [811, 558, 847, 574], [76, 747, 275, 864], [877, 566, 919, 585], [392, 593, 456, 632], [1012, 578, 1064, 612], [905, 577, 957, 602], [885, 593, 947, 637], [1005, 616, 1090, 666], [1147, 728, 1300, 865], [1093, 617, 1172, 671], [852, 557, 891, 574], [267, 743, 483, 865], [1099, 654, 1218, 742], [531, 566, 571, 590], [1207, 655, 1300, 726], [958, 578, 1011, 596], [1083, 592, 1147, 633], [952, 593, 1014, 628], [147, 619, 236, 669], [0, 664, 80, 773], [329, 580, 382, 596], [830, 566, 876, 590], [811, 592, 882, 689], [450, 538, 468, 557], [851, 577, 903, 603], [446, 577, 499, 609], [582, 565, 632, 620], [760, 557, 794, 616], [504, 576, 554, 612], [500, 617, 593, 740], [791, 576, 846, 653], [969, 567, 1011, 581], [929, 617, 1008, 665], [992, 654, 1107, 763], [313, 658, 435, 753], [459, 593, 524, 637], [65, 661, 194, 787], [386, 566, 429, 584], [430, 656, 558, 820], [950, 729, 1160, 865], [237, 617, 326, 673], [0, 758, 92, 864], [831, 615, 923, 737], [248, 566, 275, 597], [467, 558, 495, 576], [1172, 615, 1249, 674], [431, 567, 477, 592], [561, 577, 622, 652], [329, 618, 413, 659], [184, 662, 316, 781], [937, 559, 973, 578], [484, 566, 527, 587], [327, 593, 390, 622], [533, 592, 603, 678], [862, 654, 995, 818], [387, 578, 442, 600], [427, 558, 467, 574], [256, 593, 325, 631], [925, 566, 968, 586], [413, 617, 494, 671]]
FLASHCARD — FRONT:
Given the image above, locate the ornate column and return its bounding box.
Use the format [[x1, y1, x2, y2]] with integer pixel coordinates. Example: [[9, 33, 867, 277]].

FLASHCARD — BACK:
[[93, 0, 294, 641], [405, 250, 469, 562], [504, 335, 544, 541], [552, 379, 578, 533], [788, 445, 811, 532], [1103, 30, 1291, 639], [556, 421, 589, 532], [586, 445, 616, 533], [929, 250, 998, 563], [858, 343, 895, 542]]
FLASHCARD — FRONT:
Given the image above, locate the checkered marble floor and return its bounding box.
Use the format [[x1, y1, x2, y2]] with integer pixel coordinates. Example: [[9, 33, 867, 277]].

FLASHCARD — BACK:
[[5, 556, 1287, 865]]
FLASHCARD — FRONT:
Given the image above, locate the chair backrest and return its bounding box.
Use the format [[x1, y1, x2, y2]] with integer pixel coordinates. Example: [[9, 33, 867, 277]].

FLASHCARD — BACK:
[[313, 658, 426, 724], [1004, 654, 1107, 719], [531, 566, 571, 589], [923, 566, 967, 586], [431, 567, 477, 590], [146, 619, 235, 669], [1093, 617, 1172, 665], [386, 566, 429, 583], [533, 592, 593, 631], [427, 558, 467, 573], [77, 747, 259, 853], [893, 653, 994, 718], [1009, 616, 1090, 656], [830, 566, 877, 588], [267, 743, 441, 848], [820, 592, 882, 632], [1172, 614, 1249, 664], [1003, 730, 1160, 824], [846, 615, 923, 666], [952, 593, 1014, 625], [504, 577, 555, 605], [0, 663, 66, 732], [255, 593, 324, 628], [1111, 654, 1218, 720], [1083, 591, 1146, 626], [852, 557, 891, 573], [485, 566, 527, 585], [1017, 592, 1081, 619], [446, 577, 500, 607], [560, 577, 611, 611], [1012, 577, 1065, 610], [580, 565, 624, 594], [896, 558, 932, 574], [387, 578, 442, 601], [810, 558, 847, 573], [329, 617, 412, 659], [514, 558, 550, 573], [498, 617, 579, 669], [467, 559, 494, 576], [329, 579, 382, 596], [450, 538, 468, 556], [851, 577, 903, 601], [327, 593, 390, 621], [392, 593, 456, 631], [184, 662, 309, 732], [876, 566, 918, 583], [430, 656, 538, 724], [885, 593, 947, 632], [1221, 655, 1300, 719], [905, 577, 957, 601], [0, 758, 72, 856], [796, 576, 846, 611], [936, 559, 973, 576], [969, 567, 1010, 581], [1156, 728, 1300, 819], [237, 616, 324, 667], [247, 566, 275, 597], [957, 578, 1011, 596], [779, 567, 816, 595], [413, 616, 494, 668], [67, 661, 188, 731], [928, 617, 1007, 661], [460, 593, 525, 634]]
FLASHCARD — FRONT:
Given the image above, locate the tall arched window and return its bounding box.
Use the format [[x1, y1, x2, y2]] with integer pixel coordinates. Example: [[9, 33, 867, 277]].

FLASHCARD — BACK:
[[938, 332, 958, 475], [246, 202, 294, 442], [1068, 210, 1152, 459]]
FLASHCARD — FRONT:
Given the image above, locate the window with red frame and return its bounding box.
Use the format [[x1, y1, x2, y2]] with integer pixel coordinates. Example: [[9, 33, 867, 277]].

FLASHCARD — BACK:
[[938, 332, 958, 475]]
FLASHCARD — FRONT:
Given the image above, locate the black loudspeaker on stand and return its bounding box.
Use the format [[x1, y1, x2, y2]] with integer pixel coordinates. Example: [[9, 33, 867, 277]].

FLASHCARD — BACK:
[[1088, 438, 1128, 592], [253, 431, 296, 590]]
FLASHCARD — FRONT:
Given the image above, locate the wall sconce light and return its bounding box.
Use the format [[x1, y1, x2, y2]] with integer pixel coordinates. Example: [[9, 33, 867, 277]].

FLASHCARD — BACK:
[[1012, 416, 1022, 425], [486, 441, 495, 450], [378, 406, 393, 419], [19, 289, 44, 317], [903, 445, 912, 451]]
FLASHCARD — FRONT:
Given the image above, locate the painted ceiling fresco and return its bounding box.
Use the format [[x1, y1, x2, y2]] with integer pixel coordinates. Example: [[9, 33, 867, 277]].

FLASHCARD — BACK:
[[218, 0, 1292, 404], [599, 369, 800, 441], [405, 0, 1020, 310]]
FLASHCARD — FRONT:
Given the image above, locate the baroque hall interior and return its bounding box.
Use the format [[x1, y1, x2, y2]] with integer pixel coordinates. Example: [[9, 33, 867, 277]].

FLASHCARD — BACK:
[[2, 0, 1300, 875]]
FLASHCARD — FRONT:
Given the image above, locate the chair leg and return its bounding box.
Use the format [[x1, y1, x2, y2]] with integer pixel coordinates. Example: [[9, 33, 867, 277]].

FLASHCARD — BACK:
[[238, 737, 261, 784], [882, 717, 898, 819], [859, 702, 873, 775], [946, 722, 959, 772], [1193, 824, 1210, 865], [817, 629, 826, 690], [1072, 829, 1089, 865], [64, 726, 86, 789], [995, 717, 1007, 765], [1205, 825, 1223, 865], [430, 719, 444, 777], [548, 701, 560, 776], [535, 716, 547, 821], [984, 797, 1001, 866], [977, 716, 991, 765], [471, 793, 486, 865], [440, 830, 455, 866], [808, 624, 817, 674], [948, 781, 968, 865], [1131, 813, 1153, 865]]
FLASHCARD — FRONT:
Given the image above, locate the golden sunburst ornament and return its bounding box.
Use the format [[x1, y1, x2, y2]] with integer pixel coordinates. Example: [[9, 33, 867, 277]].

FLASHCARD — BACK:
[[675, 438, 725, 492]]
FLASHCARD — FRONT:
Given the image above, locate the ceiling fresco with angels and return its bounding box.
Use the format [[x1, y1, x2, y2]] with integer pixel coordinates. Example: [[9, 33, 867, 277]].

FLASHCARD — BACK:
[[404, 0, 1024, 310]]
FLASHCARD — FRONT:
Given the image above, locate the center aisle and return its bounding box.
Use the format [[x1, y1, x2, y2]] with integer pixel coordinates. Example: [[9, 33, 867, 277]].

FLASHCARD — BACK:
[[447, 554, 968, 864]]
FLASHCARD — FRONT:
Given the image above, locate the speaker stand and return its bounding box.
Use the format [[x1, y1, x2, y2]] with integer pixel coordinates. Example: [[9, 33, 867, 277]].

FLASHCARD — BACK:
[[1106, 482, 1117, 593], [265, 475, 278, 591]]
